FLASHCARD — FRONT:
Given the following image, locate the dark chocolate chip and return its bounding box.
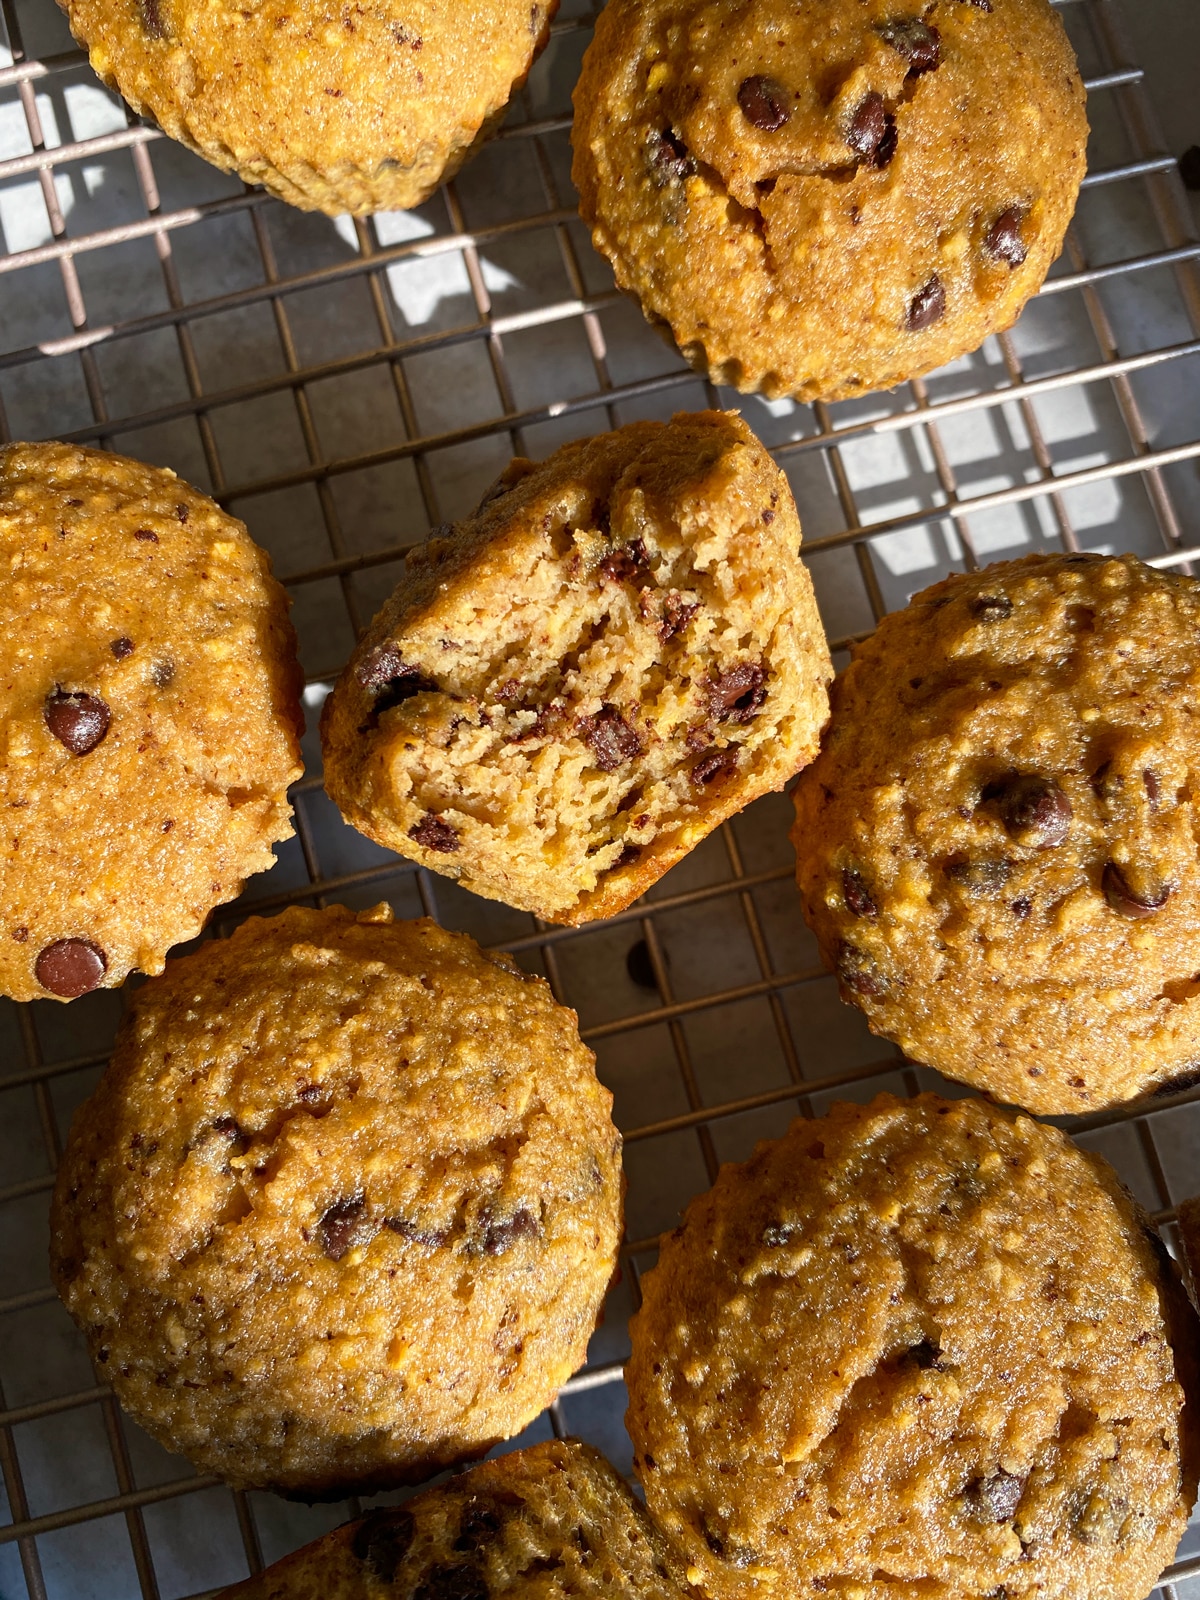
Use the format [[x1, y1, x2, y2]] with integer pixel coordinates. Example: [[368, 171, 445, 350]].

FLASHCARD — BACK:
[[761, 507, 775, 523], [352, 1508, 416, 1583], [738, 75, 790, 131], [413, 1562, 490, 1600], [1091, 761, 1120, 802], [110, 636, 135, 659], [968, 1470, 1026, 1523], [946, 856, 1012, 895], [908, 1338, 946, 1370], [1143, 768, 1161, 808], [1178, 146, 1200, 192], [35, 938, 107, 998], [963, 0, 992, 9], [614, 842, 641, 869], [134, 528, 159, 543], [599, 541, 648, 584], [878, 17, 941, 73], [385, 1217, 450, 1248], [847, 92, 887, 157], [211, 1115, 250, 1154], [1010, 896, 1032, 919], [150, 660, 175, 688], [626, 938, 657, 990], [647, 128, 697, 184], [481, 1207, 539, 1255], [45, 689, 110, 755], [454, 1493, 524, 1553], [700, 1521, 759, 1568], [409, 813, 460, 853], [692, 747, 738, 787], [578, 705, 643, 771], [836, 941, 888, 999], [175, 503, 188, 522], [139, 0, 165, 34], [1102, 862, 1171, 920], [842, 867, 878, 918], [708, 661, 767, 722], [356, 643, 408, 691], [984, 206, 1028, 267], [982, 773, 1071, 848], [660, 592, 700, 642], [907, 275, 946, 331], [12, 927, 28, 943], [874, 117, 898, 169], [971, 594, 1012, 621], [318, 1196, 374, 1261]]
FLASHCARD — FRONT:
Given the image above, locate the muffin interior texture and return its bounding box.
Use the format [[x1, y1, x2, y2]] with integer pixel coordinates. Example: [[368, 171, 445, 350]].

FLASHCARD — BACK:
[[322, 410, 831, 923]]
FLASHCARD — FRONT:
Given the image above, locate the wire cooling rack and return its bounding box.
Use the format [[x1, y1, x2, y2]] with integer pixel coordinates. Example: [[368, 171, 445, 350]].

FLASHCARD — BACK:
[[2, 0, 1200, 1594]]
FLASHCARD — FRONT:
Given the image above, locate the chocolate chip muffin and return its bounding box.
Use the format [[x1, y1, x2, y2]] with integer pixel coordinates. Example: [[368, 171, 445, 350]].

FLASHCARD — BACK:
[[321, 411, 832, 925], [50, 904, 622, 1497], [791, 553, 1200, 1114], [219, 1438, 696, 1599], [626, 1092, 1200, 1600], [572, 0, 1087, 402], [0, 441, 302, 1004], [58, 0, 557, 214]]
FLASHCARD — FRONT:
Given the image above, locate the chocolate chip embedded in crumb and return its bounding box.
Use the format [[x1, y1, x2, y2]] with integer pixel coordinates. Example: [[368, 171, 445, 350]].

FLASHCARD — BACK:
[[737, 75, 790, 131], [647, 127, 697, 185], [175, 503, 189, 523], [968, 1470, 1026, 1523], [971, 594, 1012, 621], [614, 842, 641, 869], [352, 1508, 416, 1583], [907, 275, 946, 331], [692, 747, 738, 787], [35, 938, 107, 998], [878, 17, 941, 73], [1102, 862, 1172, 920], [356, 643, 408, 691], [134, 528, 159, 543], [481, 1207, 539, 1255], [984, 207, 1028, 267], [946, 856, 1012, 896], [45, 689, 110, 755], [409, 813, 460, 853], [150, 659, 175, 689], [709, 661, 767, 722], [317, 1196, 375, 1261], [139, 0, 165, 35], [836, 941, 888, 999], [599, 540, 649, 584], [1143, 768, 1161, 808], [842, 867, 878, 918], [579, 705, 643, 771], [110, 636, 135, 659], [660, 592, 700, 642], [982, 773, 1071, 849], [847, 92, 896, 168]]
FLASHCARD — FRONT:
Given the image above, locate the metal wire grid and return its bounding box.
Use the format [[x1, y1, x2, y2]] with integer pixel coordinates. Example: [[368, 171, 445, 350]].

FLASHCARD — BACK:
[[1, 0, 1199, 1593]]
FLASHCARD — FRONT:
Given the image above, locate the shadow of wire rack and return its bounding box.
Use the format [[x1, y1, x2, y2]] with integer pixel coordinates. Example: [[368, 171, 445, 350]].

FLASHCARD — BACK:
[[2, 0, 1200, 1591]]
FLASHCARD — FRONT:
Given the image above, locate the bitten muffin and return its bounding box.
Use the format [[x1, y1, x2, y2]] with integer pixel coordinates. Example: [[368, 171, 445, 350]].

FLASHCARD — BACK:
[[572, 0, 1087, 402], [50, 904, 622, 1497], [218, 1438, 695, 1599], [58, 0, 558, 214], [0, 441, 302, 1003], [626, 1093, 1200, 1600], [321, 411, 832, 925], [791, 553, 1200, 1115]]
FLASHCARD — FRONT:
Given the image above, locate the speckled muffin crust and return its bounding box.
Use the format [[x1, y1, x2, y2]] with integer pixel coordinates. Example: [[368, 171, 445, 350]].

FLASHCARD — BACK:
[[50, 904, 622, 1497], [58, 0, 557, 215], [219, 1438, 696, 1599], [626, 1093, 1200, 1600], [791, 553, 1200, 1115], [321, 411, 832, 925], [572, 0, 1086, 402], [0, 441, 302, 1004]]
